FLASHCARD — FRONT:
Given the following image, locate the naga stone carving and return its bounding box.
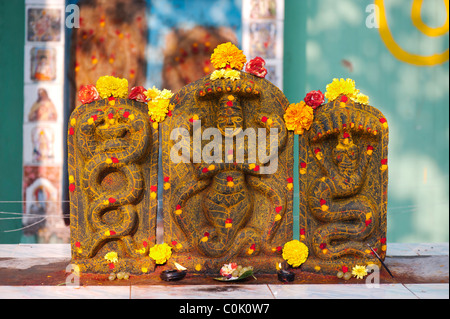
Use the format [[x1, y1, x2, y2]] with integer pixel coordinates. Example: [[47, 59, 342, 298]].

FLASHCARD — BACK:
[[162, 71, 294, 273], [68, 98, 158, 274], [298, 96, 388, 274]]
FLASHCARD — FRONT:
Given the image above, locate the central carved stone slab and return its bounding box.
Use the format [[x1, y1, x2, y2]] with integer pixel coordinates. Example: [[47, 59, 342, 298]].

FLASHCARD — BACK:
[[162, 72, 294, 273]]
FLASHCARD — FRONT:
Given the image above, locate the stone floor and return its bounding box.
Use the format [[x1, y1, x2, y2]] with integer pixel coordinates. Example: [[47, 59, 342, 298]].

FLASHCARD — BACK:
[[0, 243, 448, 299]]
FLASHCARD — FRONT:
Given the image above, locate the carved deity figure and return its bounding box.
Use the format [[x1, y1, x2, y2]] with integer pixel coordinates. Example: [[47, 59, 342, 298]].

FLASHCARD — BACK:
[[68, 98, 158, 274], [162, 71, 294, 273], [298, 96, 388, 274]]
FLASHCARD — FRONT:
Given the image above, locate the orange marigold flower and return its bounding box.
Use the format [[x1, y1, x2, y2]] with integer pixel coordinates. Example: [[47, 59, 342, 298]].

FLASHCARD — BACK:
[[210, 42, 247, 70], [284, 101, 314, 135]]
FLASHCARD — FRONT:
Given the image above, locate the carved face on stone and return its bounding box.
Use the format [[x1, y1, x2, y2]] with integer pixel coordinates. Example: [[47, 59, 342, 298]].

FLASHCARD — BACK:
[[332, 131, 359, 175], [215, 95, 244, 137]]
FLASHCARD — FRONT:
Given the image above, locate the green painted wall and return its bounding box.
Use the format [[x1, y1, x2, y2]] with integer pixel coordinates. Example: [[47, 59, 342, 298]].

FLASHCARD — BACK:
[[0, 0, 25, 243], [284, 0, 449, 243]]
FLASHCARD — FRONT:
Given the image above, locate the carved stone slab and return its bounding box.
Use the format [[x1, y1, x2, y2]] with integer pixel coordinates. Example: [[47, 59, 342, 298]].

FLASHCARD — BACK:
[[162, 72, 294, 273], [298, 97, 389, 274], [68, 98, 158, 274]]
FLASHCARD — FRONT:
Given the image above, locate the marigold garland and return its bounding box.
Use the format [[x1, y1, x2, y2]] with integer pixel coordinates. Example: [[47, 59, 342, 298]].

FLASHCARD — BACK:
[[145, 86, 174, 123]]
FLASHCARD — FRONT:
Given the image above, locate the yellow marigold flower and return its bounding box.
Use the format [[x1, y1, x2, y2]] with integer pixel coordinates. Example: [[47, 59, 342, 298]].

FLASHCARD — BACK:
[[284, 101, 314, 135], [144, 86, 161, 101], [211, 42, 247, 70], [145, 86, 173, 123], [225, 69, 241, 80], [282, 240, 309, 267], [210, 69, 241, 81], [159, 89, 174, 100], [149, 243, 172, 264], [148, 99, 170, 123], [104, 251, 118, 263], [355, 93, 369, 105], [96, 76, 128, 99], [210, 69, 226, 81], [352, 265, 368, 279], [325, 78, 358, 102]]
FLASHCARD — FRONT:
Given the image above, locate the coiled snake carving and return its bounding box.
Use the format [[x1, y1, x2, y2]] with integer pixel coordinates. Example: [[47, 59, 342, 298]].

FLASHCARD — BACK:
[[169, 74, 289, 260], [307, 103, 381, 259], [75, 102, 151, 258]]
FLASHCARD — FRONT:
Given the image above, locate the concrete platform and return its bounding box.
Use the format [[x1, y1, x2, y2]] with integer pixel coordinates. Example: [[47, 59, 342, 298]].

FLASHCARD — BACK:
[[0, 243, 448, 299]]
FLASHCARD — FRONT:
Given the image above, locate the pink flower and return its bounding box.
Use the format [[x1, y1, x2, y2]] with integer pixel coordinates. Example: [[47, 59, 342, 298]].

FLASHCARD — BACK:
[[78, 84, 100, 104], [245, 57, 267, 78], [128, 86, 147, 103], [304, 90, 325, 109], [220, 262, 238, 277]]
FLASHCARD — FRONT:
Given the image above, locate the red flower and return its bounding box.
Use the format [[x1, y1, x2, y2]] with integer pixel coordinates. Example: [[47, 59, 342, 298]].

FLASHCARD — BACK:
[[342, 266, 348, 273], [319, 243, 327, 250], [300, 228, 306, 235], [69, 184, 75, 192], [245, 57, 268, 78], [128, 86, 147, 103], [78, 84, 100, 104], [304, 90, 325, 109]]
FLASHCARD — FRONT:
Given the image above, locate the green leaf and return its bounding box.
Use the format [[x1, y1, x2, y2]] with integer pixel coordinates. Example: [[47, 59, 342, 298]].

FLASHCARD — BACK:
[[213, 270, 256, 282]]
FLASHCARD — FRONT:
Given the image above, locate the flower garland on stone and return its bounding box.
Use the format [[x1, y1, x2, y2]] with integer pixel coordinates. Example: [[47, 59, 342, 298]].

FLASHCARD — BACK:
[[283, 78, 371, 135], [210, 42, 247, 81], [325, 78, 370, 105], [209, 43, 270, 81], [76, 76, 174, 129], [144, 86, 174, 124]]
